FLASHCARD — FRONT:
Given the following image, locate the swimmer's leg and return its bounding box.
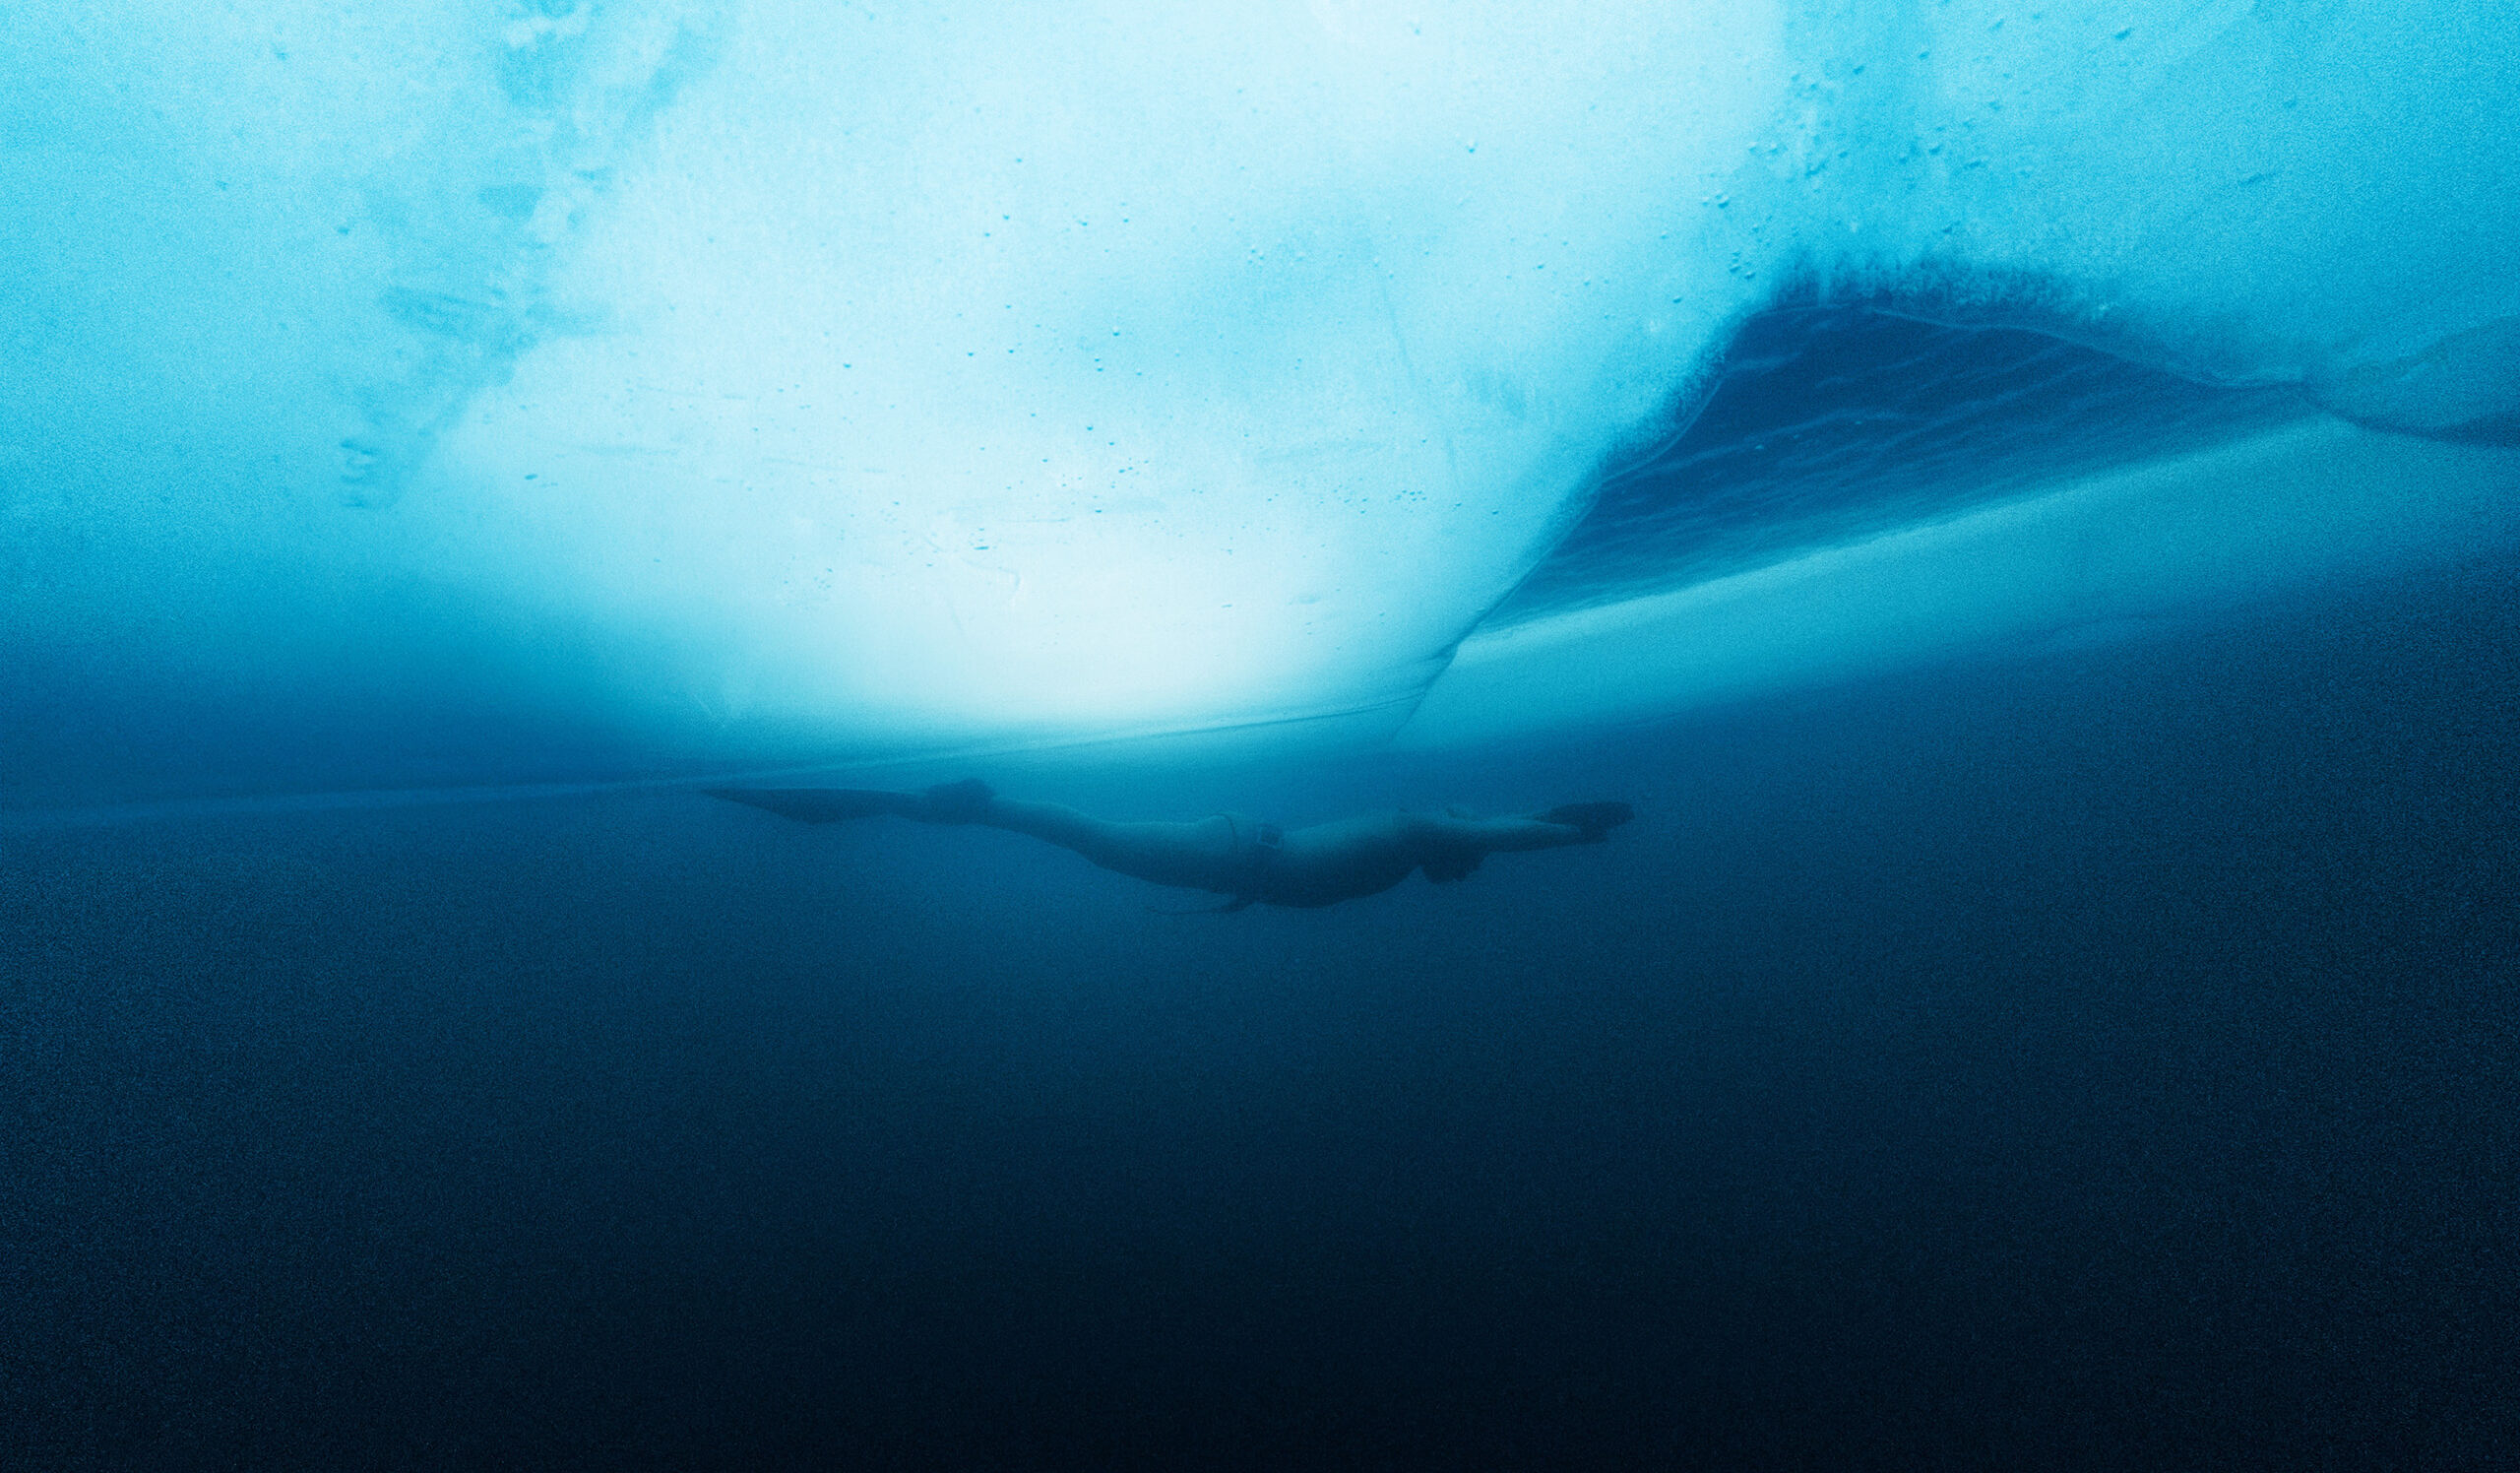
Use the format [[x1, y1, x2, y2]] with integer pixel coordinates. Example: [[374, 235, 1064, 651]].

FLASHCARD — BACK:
[[711, 780, 1237, 891], [976, 798, 1239, 890], [710, 776, 1002, 822], [707, 779, 996, 825], [706, 788, 922, 823]]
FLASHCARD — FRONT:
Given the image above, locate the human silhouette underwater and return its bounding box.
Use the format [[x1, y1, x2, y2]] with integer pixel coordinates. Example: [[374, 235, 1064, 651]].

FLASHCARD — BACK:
[[708, 780, 1634, 910]]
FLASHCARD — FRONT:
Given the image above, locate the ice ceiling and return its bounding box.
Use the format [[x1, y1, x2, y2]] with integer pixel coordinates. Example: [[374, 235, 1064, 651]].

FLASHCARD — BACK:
[[3, 1, 2516, 782]]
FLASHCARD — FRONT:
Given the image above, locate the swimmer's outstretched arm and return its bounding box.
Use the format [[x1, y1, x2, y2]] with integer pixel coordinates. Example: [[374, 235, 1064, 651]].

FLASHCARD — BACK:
[[1410, 801, 1635, 853], [1414, 813, 1588, 852]]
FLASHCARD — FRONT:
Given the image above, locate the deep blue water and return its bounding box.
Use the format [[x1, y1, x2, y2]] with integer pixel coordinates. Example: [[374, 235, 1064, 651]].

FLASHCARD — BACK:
[[7, 551, 2517, 1469]]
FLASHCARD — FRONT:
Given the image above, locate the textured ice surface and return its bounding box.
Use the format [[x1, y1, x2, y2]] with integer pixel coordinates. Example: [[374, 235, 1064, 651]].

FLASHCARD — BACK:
[[1408, 419, 2520, 747], [3, 1, 2516, 798], [1491, 307, 2314, 625]]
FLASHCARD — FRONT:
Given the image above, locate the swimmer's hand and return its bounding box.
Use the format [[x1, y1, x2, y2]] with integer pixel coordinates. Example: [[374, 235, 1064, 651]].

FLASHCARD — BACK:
[[1541, 801, 1634, 841]]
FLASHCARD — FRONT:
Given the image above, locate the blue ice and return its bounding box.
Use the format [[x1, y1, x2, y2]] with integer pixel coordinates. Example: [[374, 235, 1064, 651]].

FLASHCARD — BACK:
[[2, 1, 2515, 801]]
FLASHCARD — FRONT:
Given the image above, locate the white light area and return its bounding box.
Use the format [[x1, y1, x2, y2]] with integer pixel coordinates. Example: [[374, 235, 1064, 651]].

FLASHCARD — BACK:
[[2, 1, 2514, 765], [423, 0, 1781, 739], [1397, 421, 2520, 748]]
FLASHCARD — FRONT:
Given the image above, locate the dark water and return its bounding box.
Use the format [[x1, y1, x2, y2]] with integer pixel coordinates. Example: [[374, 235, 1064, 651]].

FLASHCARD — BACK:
[[8, 553, 2515, 1470]]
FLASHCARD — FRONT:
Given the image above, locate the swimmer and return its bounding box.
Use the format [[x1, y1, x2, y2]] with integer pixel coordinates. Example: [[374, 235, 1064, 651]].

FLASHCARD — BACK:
[[707, 779, 1633, 910]]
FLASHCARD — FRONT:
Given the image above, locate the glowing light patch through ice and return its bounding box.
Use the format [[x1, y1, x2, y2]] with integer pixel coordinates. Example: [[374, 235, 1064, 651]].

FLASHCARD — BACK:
[[418, 0, 1779, 739], [1, 0, 2514, 790]]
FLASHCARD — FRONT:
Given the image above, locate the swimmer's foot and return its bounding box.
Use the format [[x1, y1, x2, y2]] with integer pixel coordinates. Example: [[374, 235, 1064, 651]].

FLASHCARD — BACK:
[[1542, 801, 1634, 841], [920, 778, 996, 823]]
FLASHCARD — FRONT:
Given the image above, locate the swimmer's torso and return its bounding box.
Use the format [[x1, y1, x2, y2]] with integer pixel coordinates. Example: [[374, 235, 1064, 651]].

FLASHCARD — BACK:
[[1256, 811, 1422, 908]]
